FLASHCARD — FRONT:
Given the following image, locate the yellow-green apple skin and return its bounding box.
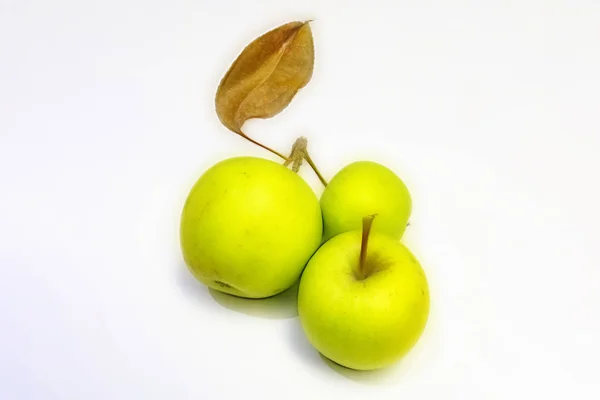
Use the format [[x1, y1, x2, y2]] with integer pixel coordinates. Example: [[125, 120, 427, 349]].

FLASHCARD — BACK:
[[298, 230, 429, 370], [180, 157, 322, 299], [320, 161, 412, 241]]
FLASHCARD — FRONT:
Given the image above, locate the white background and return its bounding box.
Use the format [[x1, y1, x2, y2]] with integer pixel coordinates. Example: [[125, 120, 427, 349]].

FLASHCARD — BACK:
[[1, 0, 599, 399]]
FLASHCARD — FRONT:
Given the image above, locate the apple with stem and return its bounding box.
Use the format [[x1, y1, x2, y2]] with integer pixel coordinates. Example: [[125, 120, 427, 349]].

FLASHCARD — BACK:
[[298, 215, 429, 370]]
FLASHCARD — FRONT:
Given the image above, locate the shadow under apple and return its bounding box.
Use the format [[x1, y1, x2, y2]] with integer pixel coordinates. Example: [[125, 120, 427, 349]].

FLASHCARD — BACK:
[[319, 353, 403, 386], [177, 261, 299, 319], [209, 281, 299, 320]]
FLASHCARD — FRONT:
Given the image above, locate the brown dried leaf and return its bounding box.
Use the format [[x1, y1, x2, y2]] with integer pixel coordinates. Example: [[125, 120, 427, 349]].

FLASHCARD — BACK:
[[215, 21, 314, 135]]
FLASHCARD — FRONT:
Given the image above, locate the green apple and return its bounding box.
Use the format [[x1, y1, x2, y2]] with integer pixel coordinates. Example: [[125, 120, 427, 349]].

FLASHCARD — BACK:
[[320, 161, 412, 241], [298, 217, 429, 370], [180, 156, 322, 299]]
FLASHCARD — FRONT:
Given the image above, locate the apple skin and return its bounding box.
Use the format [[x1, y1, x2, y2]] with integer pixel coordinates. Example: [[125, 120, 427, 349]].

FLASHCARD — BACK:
[[320, 161, 412, 241], [180, 157, 322, 299], [298, 230, 429, 370]]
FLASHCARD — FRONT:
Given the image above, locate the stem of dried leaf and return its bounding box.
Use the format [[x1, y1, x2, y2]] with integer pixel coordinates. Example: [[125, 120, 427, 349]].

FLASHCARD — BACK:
[[237, 131, 288, 160]]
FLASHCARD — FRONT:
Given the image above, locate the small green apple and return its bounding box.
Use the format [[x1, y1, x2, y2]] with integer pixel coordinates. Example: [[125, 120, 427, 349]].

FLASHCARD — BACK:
[[180, 156, 322, 299], [298, 216, 429, 370], [320, 161, 412, 241]]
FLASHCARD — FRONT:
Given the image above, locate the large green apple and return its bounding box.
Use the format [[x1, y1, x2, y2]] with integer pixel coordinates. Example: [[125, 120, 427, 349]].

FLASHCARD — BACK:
[[180, 157, 322, 299], [320, 161, 412, 241], [298, 224, 429, 370]]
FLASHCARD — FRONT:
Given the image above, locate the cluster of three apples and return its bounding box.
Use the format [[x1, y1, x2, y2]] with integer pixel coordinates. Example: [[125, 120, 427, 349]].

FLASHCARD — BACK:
[[180, 156, 429, 370]]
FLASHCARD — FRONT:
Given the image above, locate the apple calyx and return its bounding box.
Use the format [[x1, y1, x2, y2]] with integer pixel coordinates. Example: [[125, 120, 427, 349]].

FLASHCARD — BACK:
[[356, 214, 378, 280]]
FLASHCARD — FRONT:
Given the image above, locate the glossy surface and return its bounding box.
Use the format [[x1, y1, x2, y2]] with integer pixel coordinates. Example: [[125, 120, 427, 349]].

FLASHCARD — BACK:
[[298, 231, 429, 370]]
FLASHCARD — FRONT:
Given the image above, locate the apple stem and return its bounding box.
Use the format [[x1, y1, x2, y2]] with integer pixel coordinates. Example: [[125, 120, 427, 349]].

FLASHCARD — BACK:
[[283, 137, 328, 186], [304, 151, 328, 187], [358, 214, 377, 280]]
